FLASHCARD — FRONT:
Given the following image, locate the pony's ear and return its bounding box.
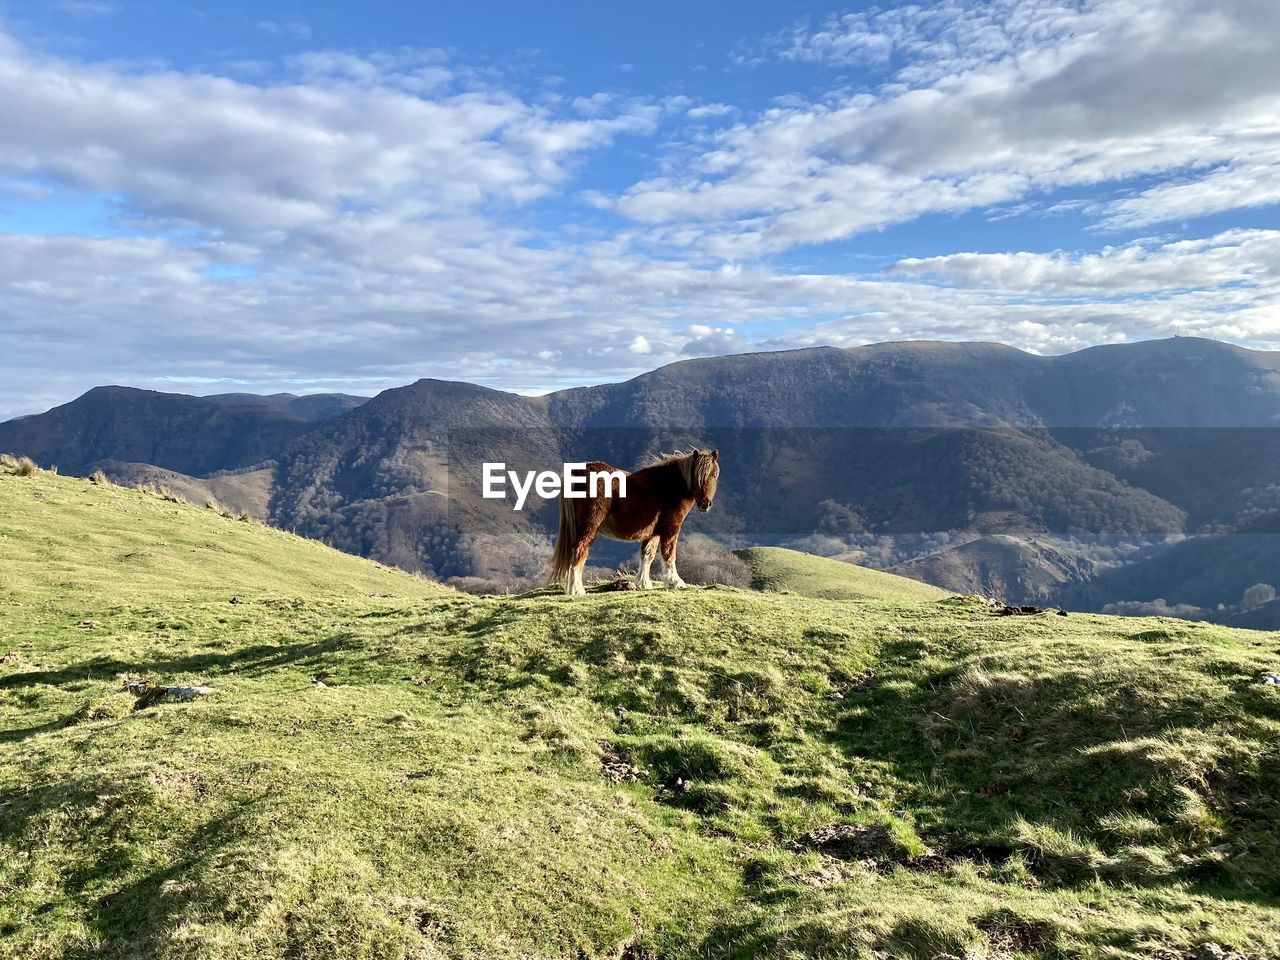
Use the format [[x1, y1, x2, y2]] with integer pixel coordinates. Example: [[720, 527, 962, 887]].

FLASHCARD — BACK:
[[692, 447, 700, 456], [711, 448, 719, 462]]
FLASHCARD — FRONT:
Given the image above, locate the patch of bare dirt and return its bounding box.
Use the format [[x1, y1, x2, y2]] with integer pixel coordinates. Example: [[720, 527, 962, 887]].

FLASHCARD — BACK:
[[600, 743, 643, 783], [827, 667, 877, 701], [792, 823, 911, 867], [976, 908, 1055, 956]]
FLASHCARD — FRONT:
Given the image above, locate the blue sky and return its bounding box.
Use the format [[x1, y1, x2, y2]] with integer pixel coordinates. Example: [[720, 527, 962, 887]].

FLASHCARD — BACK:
[[1, 0, 1279, 416]]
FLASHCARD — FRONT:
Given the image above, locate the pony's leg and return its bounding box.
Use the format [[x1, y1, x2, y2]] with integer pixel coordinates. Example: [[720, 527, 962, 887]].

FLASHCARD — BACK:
[[568, 543, 590, 596], [635, 536, 658, 589], [660, 535, 687, 589], [567, 512, 603, 596]]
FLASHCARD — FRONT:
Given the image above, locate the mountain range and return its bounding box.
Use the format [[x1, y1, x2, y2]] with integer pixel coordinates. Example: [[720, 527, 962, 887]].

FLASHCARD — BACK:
[[4, 336, 1279, 623]]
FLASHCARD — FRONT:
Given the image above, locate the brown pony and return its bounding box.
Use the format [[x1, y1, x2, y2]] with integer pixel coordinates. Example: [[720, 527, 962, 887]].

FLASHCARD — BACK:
[[549, 448, 720, 595]]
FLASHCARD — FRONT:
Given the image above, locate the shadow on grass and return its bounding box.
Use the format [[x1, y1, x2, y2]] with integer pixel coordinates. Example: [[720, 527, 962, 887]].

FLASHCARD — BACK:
[[0, 633, 360, 692], [0, 771, 266, 959], [0, 715, 72, 745], [818, 638, 1280, 902], [692, 907, 1162, 960]]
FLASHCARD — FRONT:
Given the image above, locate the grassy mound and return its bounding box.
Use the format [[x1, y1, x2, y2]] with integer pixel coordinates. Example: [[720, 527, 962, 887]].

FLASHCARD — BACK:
[[738, 545, 950, 602], [2, 469, 1279, 959]]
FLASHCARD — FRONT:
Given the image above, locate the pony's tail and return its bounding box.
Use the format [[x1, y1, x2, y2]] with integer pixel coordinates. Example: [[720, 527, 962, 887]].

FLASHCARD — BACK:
[[548, 496, 577, 588]]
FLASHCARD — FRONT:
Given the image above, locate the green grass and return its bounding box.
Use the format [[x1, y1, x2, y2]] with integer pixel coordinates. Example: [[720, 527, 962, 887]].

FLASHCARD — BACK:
[[2, 468, 1279, 959], [738, 545, 951, 602]]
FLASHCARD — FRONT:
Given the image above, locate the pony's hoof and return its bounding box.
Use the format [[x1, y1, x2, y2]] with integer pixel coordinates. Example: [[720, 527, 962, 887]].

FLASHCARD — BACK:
[[666, 579, 688, 590]]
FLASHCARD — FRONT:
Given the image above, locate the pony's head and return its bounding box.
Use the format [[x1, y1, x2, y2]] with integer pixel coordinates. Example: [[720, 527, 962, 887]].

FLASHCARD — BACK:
[[652, 447, 721, 511], [687, 448, 719, 511]]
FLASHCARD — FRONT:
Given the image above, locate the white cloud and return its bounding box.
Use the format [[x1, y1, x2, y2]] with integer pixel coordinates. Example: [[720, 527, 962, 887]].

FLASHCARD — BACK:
[[628, 335, 652, 354], [1102, 142, 1280, 228], [892, 230, 1280, 294], [780, 0, 1098, 77], [682, 325, 747, 356], [0, 33, 659, 235], [620, 0, 1280, 253], [688, 102, 735, 120]]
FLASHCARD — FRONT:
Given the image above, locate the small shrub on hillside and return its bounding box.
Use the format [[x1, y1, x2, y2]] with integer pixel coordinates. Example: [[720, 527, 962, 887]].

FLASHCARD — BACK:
[[465, 531, 554, 588], [203, 497, 243, 520], [136, 482, 187, 504], [1241, 582, 1276, 610], [88, 470, 113, 487], [674, 534, 752, 587], [0, 454, 39, 477]]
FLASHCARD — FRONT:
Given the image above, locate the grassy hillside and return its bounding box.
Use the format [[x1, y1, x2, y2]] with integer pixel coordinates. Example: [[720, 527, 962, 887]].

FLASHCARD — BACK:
[[739, 545, 950, 602], [3, 467, 1280, 960], [0, 464, 440, 608]]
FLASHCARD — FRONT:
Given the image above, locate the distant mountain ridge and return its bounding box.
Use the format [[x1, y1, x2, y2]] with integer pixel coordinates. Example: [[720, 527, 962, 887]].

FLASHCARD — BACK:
[[0, 386, 366, 476], [4, 337, 1280, 620], [550, 338, 1280, 428], [202, 391, 369, 422]]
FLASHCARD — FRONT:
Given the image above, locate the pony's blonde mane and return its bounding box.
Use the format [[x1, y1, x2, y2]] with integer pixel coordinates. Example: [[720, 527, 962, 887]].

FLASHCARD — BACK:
[[647, 449, 715, 494]]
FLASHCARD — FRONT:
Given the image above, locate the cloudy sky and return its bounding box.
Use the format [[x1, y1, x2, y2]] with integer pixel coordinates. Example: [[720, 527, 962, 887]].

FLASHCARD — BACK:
[[2, 0, 1279, 417]]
